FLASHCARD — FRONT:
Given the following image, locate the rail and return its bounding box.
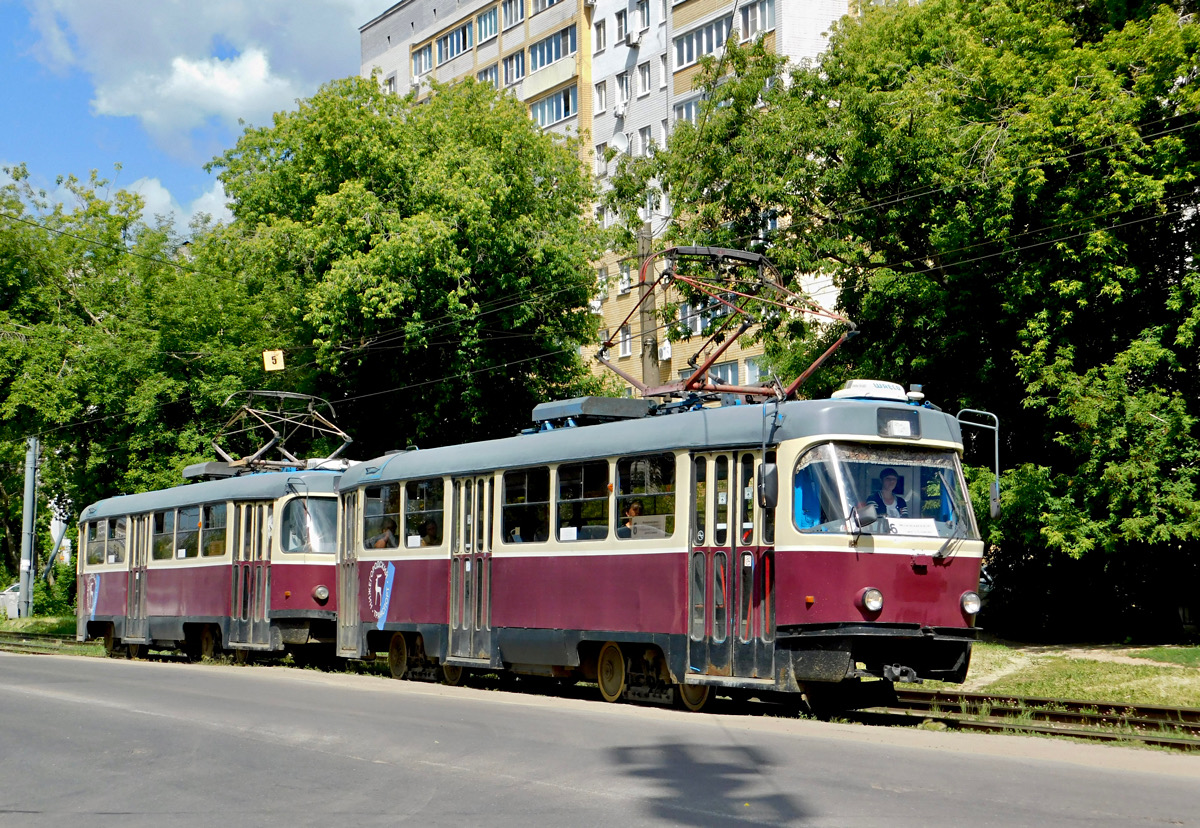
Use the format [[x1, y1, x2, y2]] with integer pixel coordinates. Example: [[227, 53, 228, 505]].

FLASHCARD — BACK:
[[0, 631, 97, 654]]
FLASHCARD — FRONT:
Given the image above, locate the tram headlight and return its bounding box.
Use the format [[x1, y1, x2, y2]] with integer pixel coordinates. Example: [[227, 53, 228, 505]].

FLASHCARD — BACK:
[[857, 587, 884, 613], [312, 585, 330, 604], [961, 591, 982, 616]]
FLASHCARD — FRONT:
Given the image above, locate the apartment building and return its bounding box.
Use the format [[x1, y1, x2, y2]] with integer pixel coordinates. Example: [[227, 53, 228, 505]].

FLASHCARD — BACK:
[[360, 0, 847, 396]]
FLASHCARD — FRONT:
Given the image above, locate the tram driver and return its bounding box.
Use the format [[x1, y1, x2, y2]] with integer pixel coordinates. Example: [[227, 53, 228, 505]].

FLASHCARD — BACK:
[[867, 468, 908, 519], [370, 518, 399, 548]]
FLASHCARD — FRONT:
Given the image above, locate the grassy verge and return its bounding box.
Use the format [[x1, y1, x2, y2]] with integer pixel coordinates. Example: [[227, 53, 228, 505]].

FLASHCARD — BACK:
[[0, 616, 79, 635]]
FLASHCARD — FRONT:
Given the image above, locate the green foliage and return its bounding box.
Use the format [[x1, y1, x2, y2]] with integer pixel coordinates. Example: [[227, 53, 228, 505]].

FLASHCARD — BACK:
[[209, 76, 606, 447], [619, 0, 1200, 638], [33, 559, 75, 616]]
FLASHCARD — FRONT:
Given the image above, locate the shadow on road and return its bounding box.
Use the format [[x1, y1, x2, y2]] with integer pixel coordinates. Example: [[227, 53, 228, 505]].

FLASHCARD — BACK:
[[607, 741, 806, 826]]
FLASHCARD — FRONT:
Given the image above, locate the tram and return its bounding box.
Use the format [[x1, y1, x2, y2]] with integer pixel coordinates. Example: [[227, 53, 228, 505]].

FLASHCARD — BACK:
[[335, 382, 989, 710]]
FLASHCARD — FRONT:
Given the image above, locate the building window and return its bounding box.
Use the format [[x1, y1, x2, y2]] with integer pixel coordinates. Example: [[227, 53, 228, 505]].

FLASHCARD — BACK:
[[659, 54, 668, 87], [594, 19, 606, 51], [637, 125, 652, 156], [383, 75, 397, 94], [637, 62, 651, 96], [502, 0, 525, 28], [618, 262, 632, 293], [637, 0, 650, 30], [477, 64, 499, 88], [615, 10, 627, 40], [674, 15, 733, 70], [619, 324, 633, 357], [617, 72, 630, 104], [503, 50, 525, 84], [596, 266, 610, 299], [643, 189, 658, 216], [594, 80, 607, 113], [413, 44, 433, 76], [661, 118, 669, 143], [680, 300, 706, 335], [595, 141, 608, 176], [532, 0, 561, 13], [745, 357, 761, 386], [437, 22, 473, 64], [674, 98, 700, 124], [740, 0, 775, 40], [530, 84, 578, 127], [529, 25, 576, 72], [478, 7, 499, 42]]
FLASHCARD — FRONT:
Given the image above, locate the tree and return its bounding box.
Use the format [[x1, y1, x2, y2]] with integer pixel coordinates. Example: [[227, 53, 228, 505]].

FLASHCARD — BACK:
[[208, 76, 607, 450], [613, 0, 1200, 637]]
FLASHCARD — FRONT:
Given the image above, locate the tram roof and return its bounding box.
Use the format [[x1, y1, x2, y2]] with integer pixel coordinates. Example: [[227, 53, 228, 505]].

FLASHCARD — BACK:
[[341, 398, 963, 489], [79, 469, 342, 523]]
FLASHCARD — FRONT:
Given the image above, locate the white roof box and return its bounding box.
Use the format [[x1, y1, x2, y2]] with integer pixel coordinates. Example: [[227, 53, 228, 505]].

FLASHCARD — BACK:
[[831, 379, 909, 402]]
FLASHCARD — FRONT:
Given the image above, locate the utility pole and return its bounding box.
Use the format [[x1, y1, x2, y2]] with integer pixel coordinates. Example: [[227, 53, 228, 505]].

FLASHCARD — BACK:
[[18, 436, 39, 618], [637, 221, 659, 388]]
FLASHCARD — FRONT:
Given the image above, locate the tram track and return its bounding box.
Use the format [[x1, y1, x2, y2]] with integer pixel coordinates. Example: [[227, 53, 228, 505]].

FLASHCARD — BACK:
[[5, 631, 1199, 751]]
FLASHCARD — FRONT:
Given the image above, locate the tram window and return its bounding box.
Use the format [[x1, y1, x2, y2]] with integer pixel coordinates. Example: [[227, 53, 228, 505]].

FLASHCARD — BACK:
[[176, 506, 200, 558], [503, 467, 550, 543], [739, 551, 754, 642], [201, 504, 227, 557], [341, 492, 358, 551], [616, 453, 675, 539], [692, 457, 707, 545], [712, 552, 728, 643], [86, 521, 106, 565], [714, 455, 730, 545], [689, 552, 706, 639], [793, 445, 846, 532], [761, 452, 776, 544], [557, 461, 609, 541], [760, 549, 775, 642], [105, 517, 126, 564], [405, 478, 444, 548], [280, 498, 337, 554], [363, 485, 402, 549], [152, 511, 175, 560], [739, 454, 755, 545]]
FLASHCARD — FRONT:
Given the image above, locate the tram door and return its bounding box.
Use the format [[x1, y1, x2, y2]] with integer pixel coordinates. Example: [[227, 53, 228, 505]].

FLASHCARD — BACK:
[[229, 502, 272, 648], [125, 515, 151, 643], [449, 476, 492, 660], [687, 452, 776, 679], [336, 492, 361, 657]]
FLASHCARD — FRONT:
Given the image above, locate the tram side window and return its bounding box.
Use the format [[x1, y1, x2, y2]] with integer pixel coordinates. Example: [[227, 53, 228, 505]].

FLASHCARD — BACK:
[[107, 517, 127, 563], [405, 478, 445, 548], [793, 445, 846, 532], [280, 498, 337, 554], [86, 521, 106, 565], [557, 461, 609, 541], [201, 504, 227, 557], [176, 506, 200, 558], [616, 453, 676, 539], [363, 485, 402, 549], [503, 467, 550, 543], [761, 451, 776, 544], [152, 511, 175, 560]]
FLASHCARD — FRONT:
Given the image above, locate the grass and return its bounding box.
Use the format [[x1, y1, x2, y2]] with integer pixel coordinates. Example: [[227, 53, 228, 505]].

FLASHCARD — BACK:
[[1129, 647, 1200, 669], [0, 615, 77, 635]]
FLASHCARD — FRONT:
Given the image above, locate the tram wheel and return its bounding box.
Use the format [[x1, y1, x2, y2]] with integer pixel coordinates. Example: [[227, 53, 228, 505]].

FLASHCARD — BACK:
[[102, 628, 122, 659], [127, 643, 149, 660], [597, 642, 626, 703], [441, 664, 466, 686], [234, 648, 253, 666], [388, 633, 408, 680], [676, 683, 711, 712], [199, 625, 221, 661]]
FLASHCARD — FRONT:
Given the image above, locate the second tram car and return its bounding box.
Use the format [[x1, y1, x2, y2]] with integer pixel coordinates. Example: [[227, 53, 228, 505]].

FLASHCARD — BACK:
[[77, 467, 343, 662], [335, 383, 986, 710]]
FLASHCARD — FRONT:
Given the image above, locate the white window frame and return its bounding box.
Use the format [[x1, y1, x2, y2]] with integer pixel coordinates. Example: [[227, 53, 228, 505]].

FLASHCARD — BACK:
[[659, 54, 668, 87], [477, 64, 499, 88], [502, 0, 525, 29], [412, 44, 433, 76], [529, 26, 577, 73], [618, 262, 632, 294], [615, 10, 627, 41], [532, 0, 562, 14], [530, 84, 578, 127], [477, 7, 499, 43], [503, 50, 526, 84], [595, 141, 608, 176], [637, 125, 652, 157], [637, 62, 651, 97], [594, 19, 606, 52], [617, 72, 630, 104], [437, 23, 473, 65], [739, 0, 775, 41], [673, 14, 733, 70], [619, 324, 633, 357], [594, 80, 607, 113], [637, 0, 650, 30]]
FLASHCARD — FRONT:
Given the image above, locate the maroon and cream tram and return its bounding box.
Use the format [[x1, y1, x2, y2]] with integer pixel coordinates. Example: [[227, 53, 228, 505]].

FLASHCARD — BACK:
[[335, 382, 988, 710], [77, 467, 343, 662]]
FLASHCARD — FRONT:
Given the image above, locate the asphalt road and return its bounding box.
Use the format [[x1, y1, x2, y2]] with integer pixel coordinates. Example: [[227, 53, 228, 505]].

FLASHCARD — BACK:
[[1, 652, 1198, 827]]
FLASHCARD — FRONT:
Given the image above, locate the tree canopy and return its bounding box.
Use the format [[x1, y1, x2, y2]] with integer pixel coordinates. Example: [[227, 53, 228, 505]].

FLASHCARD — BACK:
[[611, 0, 1200, 636]]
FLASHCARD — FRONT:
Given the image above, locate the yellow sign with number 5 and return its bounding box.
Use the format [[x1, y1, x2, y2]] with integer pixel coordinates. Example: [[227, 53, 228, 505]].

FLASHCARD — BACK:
[[263, 350, 285, 371]]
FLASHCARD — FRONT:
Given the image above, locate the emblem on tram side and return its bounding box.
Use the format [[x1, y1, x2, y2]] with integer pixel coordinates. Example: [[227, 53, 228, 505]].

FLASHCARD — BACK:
[[85, 574, 99, 620], [367, 560, 390, 621]]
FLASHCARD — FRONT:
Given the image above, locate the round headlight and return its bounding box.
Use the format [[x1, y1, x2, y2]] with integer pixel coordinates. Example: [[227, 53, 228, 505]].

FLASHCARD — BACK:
[[312, 585, 330, 603], [858, 587, 884, 613], [961, 591, 982, 615]]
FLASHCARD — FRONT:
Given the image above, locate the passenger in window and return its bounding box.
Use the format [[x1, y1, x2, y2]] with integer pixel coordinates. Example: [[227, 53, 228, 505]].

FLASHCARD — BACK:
[[617, 499, 644, 538], [370, 518, 399, 548], [867, 468, 908, 519], [420, 519, 440, 547]]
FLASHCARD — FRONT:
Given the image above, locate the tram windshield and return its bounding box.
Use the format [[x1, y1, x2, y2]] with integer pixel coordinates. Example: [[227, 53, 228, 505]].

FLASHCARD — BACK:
[[793, 443, 978, 539], [280, 497, 338, 554]]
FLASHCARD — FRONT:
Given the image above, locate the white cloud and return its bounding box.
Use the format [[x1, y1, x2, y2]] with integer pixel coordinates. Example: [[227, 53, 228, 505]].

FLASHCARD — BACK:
[[188, 181, 233, 226], [129, 177, 232, 229], [26, 0, 382, 159]]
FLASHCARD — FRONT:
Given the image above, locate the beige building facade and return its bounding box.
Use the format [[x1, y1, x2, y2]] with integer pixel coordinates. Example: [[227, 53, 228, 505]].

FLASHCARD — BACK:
[[360, 0, 847, 397]]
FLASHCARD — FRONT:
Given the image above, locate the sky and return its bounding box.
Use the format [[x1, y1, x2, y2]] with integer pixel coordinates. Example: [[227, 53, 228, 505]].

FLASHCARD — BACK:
[[1, 0, 384, 229]]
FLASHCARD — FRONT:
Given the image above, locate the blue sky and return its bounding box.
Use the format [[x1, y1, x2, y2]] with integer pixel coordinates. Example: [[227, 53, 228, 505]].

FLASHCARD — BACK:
[[1, 0, 382, 228]]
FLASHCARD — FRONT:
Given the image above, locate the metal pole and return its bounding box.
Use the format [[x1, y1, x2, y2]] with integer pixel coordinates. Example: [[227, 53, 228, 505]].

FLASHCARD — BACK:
[[637, 222, 658, 388], [18, 436, 39, 618]]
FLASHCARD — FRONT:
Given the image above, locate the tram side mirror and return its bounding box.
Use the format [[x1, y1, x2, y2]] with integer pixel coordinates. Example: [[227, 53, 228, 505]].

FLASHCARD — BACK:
[[853, 502, 879, 527], [989, 480, 1001, 520], [758, 463, 778, 509]]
